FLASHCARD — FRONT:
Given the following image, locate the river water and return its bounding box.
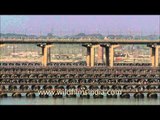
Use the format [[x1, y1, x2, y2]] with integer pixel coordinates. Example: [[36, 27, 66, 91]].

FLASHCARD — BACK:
[[0, 97, 160, 105]]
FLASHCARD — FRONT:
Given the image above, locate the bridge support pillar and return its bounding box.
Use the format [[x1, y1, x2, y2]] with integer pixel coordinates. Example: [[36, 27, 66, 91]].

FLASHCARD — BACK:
[[148, 44, 160, 67], [155, 46, 160, 67], [82, 44, 97, 67], [91, 46, 95, 67], [105, 47, 110, 66], [86, 47, 91, 66], [47, 47, 51, 63], [98, 45, 104, 63], [101, 44, 119, 67], [37, 43, 52, 66], [109, 45, 114, 67]]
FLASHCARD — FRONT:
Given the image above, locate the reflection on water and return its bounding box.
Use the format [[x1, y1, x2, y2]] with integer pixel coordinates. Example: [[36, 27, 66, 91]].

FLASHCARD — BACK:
[[0, 97, 160, 105]]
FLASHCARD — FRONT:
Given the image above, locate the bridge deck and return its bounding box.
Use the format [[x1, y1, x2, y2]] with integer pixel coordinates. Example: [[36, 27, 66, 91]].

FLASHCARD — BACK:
[[0, 38, 160, 44]]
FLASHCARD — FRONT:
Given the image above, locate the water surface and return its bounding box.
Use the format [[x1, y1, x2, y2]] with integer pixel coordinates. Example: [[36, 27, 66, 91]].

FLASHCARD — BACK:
[[0, 97, 160, 105]]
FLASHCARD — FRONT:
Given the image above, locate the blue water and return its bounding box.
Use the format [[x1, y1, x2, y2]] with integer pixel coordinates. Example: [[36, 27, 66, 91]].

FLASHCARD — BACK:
[[0, 97, 160, 105]]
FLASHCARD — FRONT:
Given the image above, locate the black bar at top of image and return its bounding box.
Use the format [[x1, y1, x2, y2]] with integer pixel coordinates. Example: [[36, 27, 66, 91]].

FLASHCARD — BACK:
[[0, 0, 160, 14]]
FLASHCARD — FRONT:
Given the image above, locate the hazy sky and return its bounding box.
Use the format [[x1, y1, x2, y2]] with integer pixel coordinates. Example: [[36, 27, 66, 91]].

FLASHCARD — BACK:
[[0, 15, 159, 36]]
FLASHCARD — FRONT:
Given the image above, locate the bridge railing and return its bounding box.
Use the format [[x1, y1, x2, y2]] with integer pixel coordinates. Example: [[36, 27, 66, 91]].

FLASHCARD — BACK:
[[0, 38, 160, 44]]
